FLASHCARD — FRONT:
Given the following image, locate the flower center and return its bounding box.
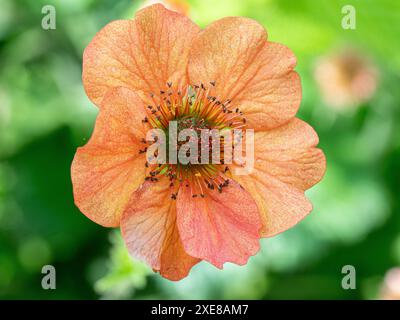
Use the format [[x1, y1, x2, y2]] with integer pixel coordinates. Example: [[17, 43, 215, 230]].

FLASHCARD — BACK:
[[140, 81, 247, 198]]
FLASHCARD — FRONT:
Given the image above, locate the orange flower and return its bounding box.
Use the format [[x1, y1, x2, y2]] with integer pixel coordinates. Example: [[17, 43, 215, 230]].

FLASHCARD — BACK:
[[314, 49, 378, 110], [71, 4, 326, 280]]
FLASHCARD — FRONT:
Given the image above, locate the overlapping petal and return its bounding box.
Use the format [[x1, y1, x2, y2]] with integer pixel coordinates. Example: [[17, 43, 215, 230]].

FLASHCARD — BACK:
[[232, 118, 326, 236], [121, 178, 200, 280], [176, 179, 261, 268], [71, 87, 150, 227], [188, 17, 300, 130], [83, 4, 200, 107]]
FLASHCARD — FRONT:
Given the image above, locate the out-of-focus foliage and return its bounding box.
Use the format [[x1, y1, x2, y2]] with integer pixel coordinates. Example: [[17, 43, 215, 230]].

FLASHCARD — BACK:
[[91, 230, 149, 299], [0, 0, 400, 299]]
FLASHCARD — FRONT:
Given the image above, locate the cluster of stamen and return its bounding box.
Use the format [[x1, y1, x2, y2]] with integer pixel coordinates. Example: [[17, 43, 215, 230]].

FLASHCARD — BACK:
[[138, 81, 248, 199]]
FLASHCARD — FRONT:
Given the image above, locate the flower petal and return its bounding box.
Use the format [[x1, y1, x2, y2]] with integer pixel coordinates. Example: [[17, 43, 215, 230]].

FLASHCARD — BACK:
[[71, 87, 150, 227], [176, 179, 261, 269], [83, 4, 200, 107], [121, 178, 200, 281], [188, 17, 300, 130], [232, 118, 326, 237]]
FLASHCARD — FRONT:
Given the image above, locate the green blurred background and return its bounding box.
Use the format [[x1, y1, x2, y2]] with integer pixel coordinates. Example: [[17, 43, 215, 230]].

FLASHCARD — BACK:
[[1, 0, 399, 299]]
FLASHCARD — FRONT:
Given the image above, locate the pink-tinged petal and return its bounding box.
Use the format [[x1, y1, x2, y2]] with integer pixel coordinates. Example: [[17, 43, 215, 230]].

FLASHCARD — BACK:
[[232, 118, 326, 236], [176, 179, 261, 269], [83, 4, 200, 107], [121, 178, 200, 281], [71, 87, 150, 227], [188, 17, 300, 130]]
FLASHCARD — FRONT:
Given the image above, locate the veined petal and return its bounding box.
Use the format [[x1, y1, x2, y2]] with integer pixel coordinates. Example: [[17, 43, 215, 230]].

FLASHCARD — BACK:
[[121, 178, 200, 281], [176, 179, 261, 269], [71, 87, 150, 227], [188, 17, 300, 130], [252, 118, 326, 191], [83, 4, 200, 107], [232, 118, 326, 237]]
